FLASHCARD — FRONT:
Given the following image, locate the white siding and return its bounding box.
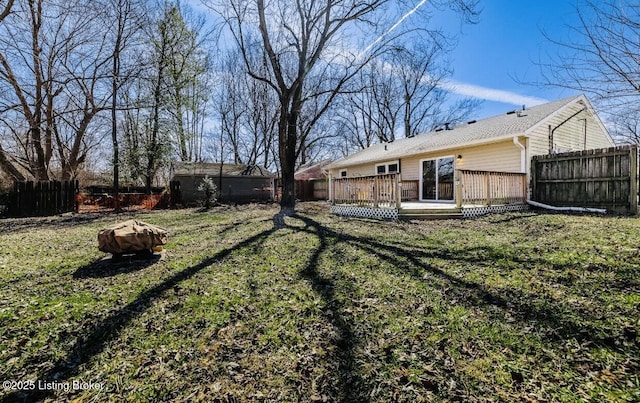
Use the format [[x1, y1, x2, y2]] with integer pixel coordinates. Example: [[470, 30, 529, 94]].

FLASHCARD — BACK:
[[454, 141, 522, 172], [528, 102, 614, 157], [328, 162, 377, 178], [397, 139, 523, 181]]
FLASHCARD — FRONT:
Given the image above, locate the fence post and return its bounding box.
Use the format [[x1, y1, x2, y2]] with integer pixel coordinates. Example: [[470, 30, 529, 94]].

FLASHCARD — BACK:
[[396, 173, 402, 209], [10, 182, 18, 217], [455, 170, 463, 208], [27, 181, 35, 217], [372, 177, 378, 208], [530, 156, 537, 202], [333, 178, 338, 204], [483, 174, 490, 206]]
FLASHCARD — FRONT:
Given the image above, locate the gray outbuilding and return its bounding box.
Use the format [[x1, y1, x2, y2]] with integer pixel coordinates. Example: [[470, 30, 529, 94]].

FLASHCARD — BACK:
[[171, 162, 275, 205]]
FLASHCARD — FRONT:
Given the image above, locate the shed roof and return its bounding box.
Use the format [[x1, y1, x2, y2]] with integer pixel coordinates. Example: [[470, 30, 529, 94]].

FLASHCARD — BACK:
[[327, 95, 594, 170], [172, 162, 275, 177], [294, 160, 332, 180]]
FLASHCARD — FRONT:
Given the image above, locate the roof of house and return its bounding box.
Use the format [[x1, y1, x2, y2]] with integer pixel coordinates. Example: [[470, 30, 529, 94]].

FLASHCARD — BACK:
[[172, 162, 275, 177], [294, 160, 332, 180], [327, 95, 605, 170]]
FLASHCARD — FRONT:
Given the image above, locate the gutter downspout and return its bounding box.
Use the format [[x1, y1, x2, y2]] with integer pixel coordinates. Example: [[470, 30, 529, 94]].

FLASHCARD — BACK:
[[513, 136, 526, 173], [513, 136, 528, 201]]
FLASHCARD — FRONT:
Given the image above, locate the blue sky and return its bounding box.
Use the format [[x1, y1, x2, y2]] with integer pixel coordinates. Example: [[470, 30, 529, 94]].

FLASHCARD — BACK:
[[191, 0, 586, 120], [438, 0, 582, 119]]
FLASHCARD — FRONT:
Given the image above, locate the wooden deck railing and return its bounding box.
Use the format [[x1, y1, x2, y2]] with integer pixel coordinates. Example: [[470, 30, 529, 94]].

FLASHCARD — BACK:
[[332, 174, 400, 208], [331, 170, 526, 208], [401, 180, 419, 201], [458, 170, 527, 206]]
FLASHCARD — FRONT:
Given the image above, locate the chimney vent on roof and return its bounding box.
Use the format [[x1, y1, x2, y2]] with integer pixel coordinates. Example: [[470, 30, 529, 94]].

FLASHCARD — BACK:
[[444, 122, 451, 130]]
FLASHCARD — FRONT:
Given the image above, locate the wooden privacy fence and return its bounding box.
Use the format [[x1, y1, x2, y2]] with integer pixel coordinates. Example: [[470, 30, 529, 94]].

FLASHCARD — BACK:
[[6, 180, 79, 217], [531, 145, 639, 214], [458, 170, 527, 206], [332, 174, 400, 208], [294, 179, 327, 201]]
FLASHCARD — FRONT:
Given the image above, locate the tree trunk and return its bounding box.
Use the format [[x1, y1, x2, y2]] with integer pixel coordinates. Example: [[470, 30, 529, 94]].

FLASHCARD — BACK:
[[147, 24, 167, 194], [278, 99, 299, 213], [112, 33, 122, 211], [175, 88, 188, 161]]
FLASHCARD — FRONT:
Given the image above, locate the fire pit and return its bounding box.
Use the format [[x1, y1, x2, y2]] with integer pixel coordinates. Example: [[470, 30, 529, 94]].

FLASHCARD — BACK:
[[98, 220, 168, 257]]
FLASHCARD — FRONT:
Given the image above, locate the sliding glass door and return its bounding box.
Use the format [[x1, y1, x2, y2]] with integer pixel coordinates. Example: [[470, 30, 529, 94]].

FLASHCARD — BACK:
[[421, 157, 454, 201]]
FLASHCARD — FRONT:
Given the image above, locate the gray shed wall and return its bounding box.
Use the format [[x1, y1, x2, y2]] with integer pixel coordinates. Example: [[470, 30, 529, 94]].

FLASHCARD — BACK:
[[173, 174, 273, 205]]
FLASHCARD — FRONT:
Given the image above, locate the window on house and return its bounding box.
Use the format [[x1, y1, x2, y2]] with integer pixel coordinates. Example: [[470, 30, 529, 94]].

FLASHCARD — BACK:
[[340, 170, 347, 177], [375, 161, 399, 175]]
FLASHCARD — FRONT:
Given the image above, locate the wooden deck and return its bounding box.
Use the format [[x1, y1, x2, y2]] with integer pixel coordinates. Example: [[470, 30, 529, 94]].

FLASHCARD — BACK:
[[329, 170, 529, 220]]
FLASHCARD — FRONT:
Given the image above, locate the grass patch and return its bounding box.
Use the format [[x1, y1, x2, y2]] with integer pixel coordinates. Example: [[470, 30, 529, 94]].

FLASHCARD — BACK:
[[1, 203, 638, 401]]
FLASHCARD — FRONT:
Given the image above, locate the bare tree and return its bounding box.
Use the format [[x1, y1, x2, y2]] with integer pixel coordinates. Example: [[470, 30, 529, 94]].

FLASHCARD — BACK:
[[216, 47, 282, 170], [0, 0, 124, 181], [213, 0, 390, 212], [0, 0, 17, 180], [216, 50, 246, 164], [0, 0, 57, 180], [339, 37, 479, 151], [105, 0, 147, 210], [241, 54, 279, 169], [0, 0, 13, 21], [395, 40, 452, 137], [611, 114, 640, 145], [121, 80, 147, 183], [367, 58, 402, 142], [538, 0, 640, 141], [209, 0, 479, 212], [335, 68, 380, 152]]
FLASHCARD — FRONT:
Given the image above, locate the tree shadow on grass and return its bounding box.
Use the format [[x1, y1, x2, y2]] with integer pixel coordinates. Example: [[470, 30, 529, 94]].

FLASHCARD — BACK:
[[73, 254, 163, 279], [293, 214, 638, 353], [7, 211, 365, 402], [287, 213, 361, 401], [0, 212, 111, 236], [6, 224, 278, 402], [7, 210, 637, 402]]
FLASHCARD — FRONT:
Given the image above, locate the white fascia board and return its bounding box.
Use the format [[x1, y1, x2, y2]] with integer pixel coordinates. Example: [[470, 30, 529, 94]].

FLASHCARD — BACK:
[[523, 95, 582, 136]]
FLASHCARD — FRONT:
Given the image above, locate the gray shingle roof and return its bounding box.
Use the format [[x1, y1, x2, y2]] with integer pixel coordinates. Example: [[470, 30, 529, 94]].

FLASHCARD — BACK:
[[172, 162, 275, 177], [327, 95, 584, 170]]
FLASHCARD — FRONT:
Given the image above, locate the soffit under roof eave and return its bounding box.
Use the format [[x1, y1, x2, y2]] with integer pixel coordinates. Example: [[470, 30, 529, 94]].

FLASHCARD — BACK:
[[327, 133, 529, 170]]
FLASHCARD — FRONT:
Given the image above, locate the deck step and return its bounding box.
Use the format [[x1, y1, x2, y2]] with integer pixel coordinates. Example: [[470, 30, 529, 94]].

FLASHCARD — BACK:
[[399, 208, 461, 215], [398, 208, 463, 220]]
